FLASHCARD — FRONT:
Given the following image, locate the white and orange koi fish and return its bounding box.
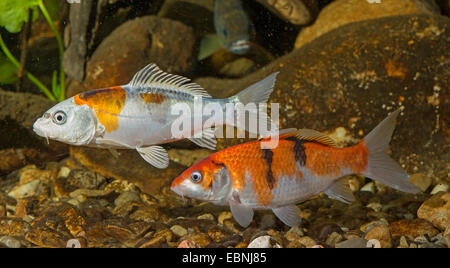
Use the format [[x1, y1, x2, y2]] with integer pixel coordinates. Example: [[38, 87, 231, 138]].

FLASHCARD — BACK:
[[171, 109, 420, 227], [33, 64, 278, 168]]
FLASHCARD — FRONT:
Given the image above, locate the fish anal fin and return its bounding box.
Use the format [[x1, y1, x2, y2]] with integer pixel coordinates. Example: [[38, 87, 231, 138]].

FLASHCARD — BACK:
[[295, 129, 337, 147], [324, 177, 355, 204], [136, 145, 169, 169], [272, 205, 301, 227]]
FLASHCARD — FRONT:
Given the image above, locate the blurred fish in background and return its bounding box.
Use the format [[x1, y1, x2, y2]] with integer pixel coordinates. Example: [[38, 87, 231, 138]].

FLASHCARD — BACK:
[[198, 0, 253, 60]]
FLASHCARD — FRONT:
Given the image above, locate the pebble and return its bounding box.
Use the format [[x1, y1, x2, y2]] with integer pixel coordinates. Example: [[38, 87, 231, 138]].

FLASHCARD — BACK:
[[218, 211, 233, 225], [408, 173, 431, 192], [366, 239, 381, 248], [398, 236, 409, 248], [360, 182, 376, 193], [297, 236, 318, 248], [197, 213, 214, 221], [364, 224, 392, 248], [178, 240, 201, 248], [184, 232, 211, 248], [0, 236, 21, 248], [347, 176, 362, 192], [389, 219, 439, 239], [444, 225, 450, 248], [114, 191, 141, 207], [325, 231, 344, 247], [286, 226, 304, 238], [417, 192, 450, 230], [0, 218, 31, 236], [335, 238, 368, 248], [57, 166, 71, 179], [430, 183, 449, 195], [8, 179, 42, 199], [247, 236, 281, 248], [170, 225, 188, 237]]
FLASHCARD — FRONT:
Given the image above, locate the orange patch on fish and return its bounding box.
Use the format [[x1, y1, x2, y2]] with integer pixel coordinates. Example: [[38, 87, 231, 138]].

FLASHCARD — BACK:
[[74, 86, 126, 132], [140, 93, 165, 104], [304, 142, 368, 177], [211, 143, 274, 206]]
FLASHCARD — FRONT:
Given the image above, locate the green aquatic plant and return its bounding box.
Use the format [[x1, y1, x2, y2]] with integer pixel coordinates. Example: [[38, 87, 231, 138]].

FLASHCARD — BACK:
[[0, 0, 65, 101]]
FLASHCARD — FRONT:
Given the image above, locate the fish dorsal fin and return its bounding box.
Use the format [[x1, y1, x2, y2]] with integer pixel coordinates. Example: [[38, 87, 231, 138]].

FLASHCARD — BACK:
[[258, 128, 297, 141], [127, 63, 212, 98], [295, 129, 337, 147]]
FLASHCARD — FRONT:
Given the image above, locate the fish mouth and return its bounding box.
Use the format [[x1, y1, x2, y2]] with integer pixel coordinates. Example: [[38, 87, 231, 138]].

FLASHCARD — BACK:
[[33, 119, 51, 144], [230, 40, 250, 55]]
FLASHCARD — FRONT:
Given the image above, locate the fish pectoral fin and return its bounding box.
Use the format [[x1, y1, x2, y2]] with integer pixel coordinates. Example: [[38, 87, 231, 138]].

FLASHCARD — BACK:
[[324, 178, 355, 204], [272, 205, 302, 227], [198, 34, 223, 60], [229, 195, 254, 228], [136, 146, 169, 169], [188, 128, 217, 150]]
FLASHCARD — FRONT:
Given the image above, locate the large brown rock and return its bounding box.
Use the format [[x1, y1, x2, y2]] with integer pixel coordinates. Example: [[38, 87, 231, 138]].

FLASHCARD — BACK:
[[0, 90, 68, 174], [67, 16, 196, 97], [195, 14, 449, 180], [294, 0, 441, 49]]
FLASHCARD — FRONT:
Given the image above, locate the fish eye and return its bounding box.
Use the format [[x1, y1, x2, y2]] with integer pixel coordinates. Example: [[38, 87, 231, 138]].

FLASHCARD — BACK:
[[190, 171, 202, 183], [223, 29, 228, 36], [52, 111, 67, 125]]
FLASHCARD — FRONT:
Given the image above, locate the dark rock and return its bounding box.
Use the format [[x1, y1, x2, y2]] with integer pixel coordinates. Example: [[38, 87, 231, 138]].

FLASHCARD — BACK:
[[0, 90, 68, 174], [67, 16, 196, 97], [70, 147, 186, 196], [196, 14, 450, 180], [157, 0, 215, 36]]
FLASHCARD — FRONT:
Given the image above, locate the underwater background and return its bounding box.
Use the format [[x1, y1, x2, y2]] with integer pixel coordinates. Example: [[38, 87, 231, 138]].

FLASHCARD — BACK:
[[0, 0, 449, 248]]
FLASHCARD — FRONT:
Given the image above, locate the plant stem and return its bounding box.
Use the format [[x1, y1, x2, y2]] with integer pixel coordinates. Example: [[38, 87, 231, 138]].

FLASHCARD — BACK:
[[0, 33, 56, 101], [38, 0, 65, 100], [17, 9, 33, 92]]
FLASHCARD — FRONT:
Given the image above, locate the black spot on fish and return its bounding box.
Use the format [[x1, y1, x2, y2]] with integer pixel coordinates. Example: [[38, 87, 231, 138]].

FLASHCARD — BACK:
[[79, 88, 109, 99], [211, 160, 226, 168], [285, 136, 307, 166], [262, 148, 275, 189]]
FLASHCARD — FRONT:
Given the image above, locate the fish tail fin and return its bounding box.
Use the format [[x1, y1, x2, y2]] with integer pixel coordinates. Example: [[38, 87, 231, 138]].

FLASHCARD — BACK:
[[361, 109, 420, 194], [228, 72, 279, 135]]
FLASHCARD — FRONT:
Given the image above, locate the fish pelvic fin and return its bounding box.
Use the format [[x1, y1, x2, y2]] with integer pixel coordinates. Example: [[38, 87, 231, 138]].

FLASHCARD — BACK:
[[361, 109, 420, 194]]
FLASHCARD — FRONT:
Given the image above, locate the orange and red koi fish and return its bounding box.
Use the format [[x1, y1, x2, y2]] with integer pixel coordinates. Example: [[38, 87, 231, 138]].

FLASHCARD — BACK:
[[33, 63, 278, 168], [171, 109, 420, 227]]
